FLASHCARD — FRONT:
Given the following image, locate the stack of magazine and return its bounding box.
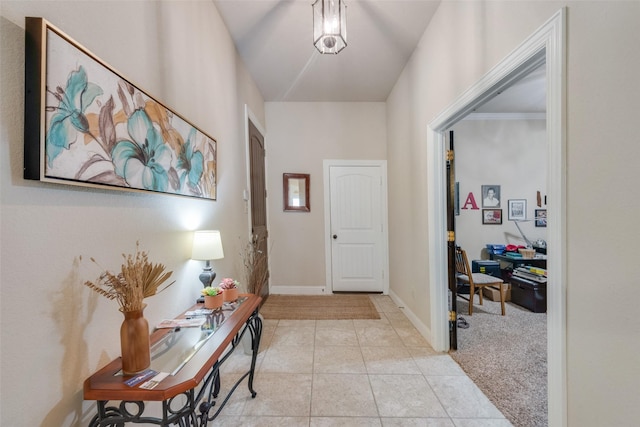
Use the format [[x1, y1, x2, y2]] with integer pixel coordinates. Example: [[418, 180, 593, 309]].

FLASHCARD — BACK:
[[512, 266, 547, 283]]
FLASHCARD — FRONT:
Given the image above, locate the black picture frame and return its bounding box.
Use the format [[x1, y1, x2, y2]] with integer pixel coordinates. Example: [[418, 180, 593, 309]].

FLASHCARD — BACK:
[[481, 185, 501, 208], [482, 209, 502, 225], [535, 209, 547, 227]]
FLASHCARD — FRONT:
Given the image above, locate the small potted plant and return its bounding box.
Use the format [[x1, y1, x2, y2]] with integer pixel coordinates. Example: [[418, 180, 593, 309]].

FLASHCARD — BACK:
[[220, 278, 240, 302], [201, 286, 224, 309]]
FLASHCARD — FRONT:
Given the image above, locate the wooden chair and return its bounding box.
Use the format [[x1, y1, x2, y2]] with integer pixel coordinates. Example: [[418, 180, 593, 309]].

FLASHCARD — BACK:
[[455, 247, 506, 316]]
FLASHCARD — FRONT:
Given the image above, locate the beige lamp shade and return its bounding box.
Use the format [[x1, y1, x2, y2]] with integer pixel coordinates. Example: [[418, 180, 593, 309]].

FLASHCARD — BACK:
[[192, 230, 224, 260]]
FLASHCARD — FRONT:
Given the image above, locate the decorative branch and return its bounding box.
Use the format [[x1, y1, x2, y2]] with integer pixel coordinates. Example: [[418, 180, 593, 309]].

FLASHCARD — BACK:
[[83, 241, 174, 311]]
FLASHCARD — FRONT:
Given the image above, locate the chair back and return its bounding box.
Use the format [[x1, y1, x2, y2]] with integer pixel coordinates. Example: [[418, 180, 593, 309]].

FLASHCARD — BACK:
[[455, 247, 471, 277]]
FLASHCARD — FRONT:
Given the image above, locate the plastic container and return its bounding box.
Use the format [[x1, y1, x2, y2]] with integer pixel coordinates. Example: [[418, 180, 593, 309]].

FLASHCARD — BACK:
[[486, 244, 506, 255]]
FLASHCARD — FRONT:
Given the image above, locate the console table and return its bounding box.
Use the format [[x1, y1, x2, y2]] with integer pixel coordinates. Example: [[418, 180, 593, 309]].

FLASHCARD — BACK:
[[84, 294, 262, 426]]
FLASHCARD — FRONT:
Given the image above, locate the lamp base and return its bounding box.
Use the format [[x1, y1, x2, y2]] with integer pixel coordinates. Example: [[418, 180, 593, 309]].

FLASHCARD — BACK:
[[199, 269, 216, 288], [198, 263, 216, 304]]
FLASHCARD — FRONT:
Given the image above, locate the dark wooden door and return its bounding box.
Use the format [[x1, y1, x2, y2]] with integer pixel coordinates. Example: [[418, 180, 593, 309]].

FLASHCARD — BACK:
[[447, 130, 458, 350], [249, 120, 269, 299]]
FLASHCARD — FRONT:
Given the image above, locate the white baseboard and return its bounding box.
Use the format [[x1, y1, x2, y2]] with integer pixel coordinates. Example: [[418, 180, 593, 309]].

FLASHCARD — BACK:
[[268, 285, 328, 295], [388, 289, 434, 348]]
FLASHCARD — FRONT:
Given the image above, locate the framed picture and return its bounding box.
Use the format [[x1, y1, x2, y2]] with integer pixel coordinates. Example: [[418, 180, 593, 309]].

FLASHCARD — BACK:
[[24, 18, 217, 200], [481, 185, 501, 208], [508, 199, 527, 221], [482, 209, 502, 225], [535, 209, 547, 227], [283, 173, 310, 212]]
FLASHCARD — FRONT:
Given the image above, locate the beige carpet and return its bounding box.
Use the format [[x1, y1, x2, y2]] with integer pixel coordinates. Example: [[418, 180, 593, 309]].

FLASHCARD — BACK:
[[260, 294, 380, 320], [451, 298, 547, 427]]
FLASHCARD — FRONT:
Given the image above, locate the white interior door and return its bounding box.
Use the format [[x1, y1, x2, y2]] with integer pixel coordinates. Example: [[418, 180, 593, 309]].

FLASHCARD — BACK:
[[328, 164, 386, 292]]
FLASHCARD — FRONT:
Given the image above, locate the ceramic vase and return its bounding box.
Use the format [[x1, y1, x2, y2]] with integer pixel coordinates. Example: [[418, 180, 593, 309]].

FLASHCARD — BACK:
[[223, 288, 239, 302], [120, 304, 151, 375], [204, 293, 224, 309]]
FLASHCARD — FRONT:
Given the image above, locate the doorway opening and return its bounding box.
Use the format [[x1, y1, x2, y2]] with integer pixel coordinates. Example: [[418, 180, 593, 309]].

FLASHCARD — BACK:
[[452, 60, 547, 341], [426, 9, 566, 426]]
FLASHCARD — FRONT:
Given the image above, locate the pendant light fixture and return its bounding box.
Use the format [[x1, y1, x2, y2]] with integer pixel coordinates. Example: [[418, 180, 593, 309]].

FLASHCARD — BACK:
[[312, 0, 347, 54]]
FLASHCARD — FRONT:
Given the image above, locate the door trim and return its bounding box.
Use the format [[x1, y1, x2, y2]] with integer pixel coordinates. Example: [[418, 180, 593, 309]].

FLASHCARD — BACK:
[[426, 9, 566, 426], [323, 160, 389, 295]]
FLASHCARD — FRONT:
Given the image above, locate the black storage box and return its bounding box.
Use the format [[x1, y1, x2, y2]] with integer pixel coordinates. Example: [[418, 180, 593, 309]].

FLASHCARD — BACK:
[[472, 260, 501, 277], [510, 275, 547, 313]]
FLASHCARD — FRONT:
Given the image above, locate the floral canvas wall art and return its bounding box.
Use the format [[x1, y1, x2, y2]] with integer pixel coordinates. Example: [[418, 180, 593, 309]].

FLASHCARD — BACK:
[[24, 18, 217, 200]]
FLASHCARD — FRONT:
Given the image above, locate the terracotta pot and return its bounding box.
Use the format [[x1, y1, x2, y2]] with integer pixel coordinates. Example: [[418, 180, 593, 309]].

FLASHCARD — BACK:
[[120, 304, 151, 375], [204, 293, 224, 309], [223, 288, 239, 302]]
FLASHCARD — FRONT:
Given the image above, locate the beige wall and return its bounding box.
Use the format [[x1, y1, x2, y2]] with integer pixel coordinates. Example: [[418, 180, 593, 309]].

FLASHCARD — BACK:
[[0, 1, 264, 425], [3, 0, 640, 425], [264, 102, 387, 292], [453, 118, 547, 260], [386, 1, 640, 425]]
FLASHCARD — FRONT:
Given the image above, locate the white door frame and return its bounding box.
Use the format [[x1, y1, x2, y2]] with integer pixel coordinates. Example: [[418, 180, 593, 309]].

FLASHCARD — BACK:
[[427, 9, 566, 427], [323, 160, 390, 295]]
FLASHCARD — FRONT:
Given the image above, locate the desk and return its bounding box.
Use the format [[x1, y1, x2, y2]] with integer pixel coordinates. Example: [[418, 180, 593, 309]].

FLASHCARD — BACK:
[[84, 294, 262, 426], [490, 253, 547, 269]]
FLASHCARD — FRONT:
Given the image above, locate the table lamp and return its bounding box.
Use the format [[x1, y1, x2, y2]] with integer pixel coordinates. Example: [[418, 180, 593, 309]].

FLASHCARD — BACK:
[[192, 230, 224, 302]]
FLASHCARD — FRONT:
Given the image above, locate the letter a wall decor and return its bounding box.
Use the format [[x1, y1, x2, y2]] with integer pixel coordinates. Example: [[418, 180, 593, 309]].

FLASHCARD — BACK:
[[24, 17, 217, 200]]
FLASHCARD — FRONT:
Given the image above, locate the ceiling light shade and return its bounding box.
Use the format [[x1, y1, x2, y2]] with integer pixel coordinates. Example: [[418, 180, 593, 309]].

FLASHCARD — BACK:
[[312, 0, 347, 54]]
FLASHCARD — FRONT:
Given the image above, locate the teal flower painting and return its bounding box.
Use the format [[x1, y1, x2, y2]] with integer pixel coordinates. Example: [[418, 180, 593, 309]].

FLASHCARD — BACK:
[[35, 24, 217, 200], [46, 66, 102, 166], [176, 128, 205, 193], [111, 110, 173, 192]]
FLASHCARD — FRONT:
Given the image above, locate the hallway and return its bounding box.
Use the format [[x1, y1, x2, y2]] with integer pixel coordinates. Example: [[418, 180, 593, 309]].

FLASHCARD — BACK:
[[216, 295, 512, 426]]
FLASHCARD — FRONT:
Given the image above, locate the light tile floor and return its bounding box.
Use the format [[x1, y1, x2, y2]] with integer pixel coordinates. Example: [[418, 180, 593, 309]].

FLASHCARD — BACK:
[[215, 295, 512, 426]]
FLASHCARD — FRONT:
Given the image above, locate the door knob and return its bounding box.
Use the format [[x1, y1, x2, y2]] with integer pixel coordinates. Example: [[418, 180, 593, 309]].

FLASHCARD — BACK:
[[333, 234, 337, 239]]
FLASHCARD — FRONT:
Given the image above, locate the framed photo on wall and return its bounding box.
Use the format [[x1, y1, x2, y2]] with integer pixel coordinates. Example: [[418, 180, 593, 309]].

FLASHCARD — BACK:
[[535, 209, 547, 227], [482, 209, 502, 225], [508, 199, 527, 221], [481, 185, 501, 208]]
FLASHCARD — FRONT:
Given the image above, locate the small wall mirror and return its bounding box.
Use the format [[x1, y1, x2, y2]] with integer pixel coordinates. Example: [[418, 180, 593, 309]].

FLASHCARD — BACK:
[[283, 173, 310, 212]]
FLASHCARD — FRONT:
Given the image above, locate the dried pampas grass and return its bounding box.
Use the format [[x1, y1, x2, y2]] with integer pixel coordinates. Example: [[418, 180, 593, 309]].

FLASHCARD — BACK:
[[84, 241, 174, 312], [240, 235, 269, 296]]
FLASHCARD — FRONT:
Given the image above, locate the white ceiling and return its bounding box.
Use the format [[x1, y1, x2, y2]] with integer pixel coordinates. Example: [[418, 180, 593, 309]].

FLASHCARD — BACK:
[[473, 64, 546, 114], [213, 0, 441, 102], [213, 0, 546, 111]]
